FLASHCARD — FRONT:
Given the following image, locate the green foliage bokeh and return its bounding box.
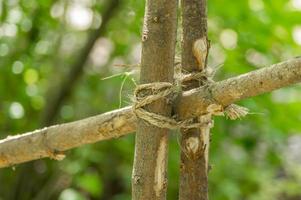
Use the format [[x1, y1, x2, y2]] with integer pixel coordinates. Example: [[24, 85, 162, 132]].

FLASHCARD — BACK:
[[0, 0, 301, 199]]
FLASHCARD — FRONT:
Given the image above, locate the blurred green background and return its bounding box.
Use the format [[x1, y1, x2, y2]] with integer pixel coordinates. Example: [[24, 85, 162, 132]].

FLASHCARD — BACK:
[[1, 0, 301, 199]]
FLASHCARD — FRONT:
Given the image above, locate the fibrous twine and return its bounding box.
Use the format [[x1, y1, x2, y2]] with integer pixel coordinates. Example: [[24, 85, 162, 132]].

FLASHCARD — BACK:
[[133, 82, 206, 129], [133, 71, 249, 130]]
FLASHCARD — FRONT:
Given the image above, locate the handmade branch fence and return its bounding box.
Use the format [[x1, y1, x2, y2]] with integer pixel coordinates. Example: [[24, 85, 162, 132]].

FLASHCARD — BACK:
[[1, 0, 301, 199], [1, 58, 300, 168]]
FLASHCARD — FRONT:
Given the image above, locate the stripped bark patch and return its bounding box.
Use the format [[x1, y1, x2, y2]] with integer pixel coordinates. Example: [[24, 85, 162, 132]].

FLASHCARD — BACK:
[[193, 37, 209, 70], [185, 137, 199, 154], [154, 136, 167, 197]]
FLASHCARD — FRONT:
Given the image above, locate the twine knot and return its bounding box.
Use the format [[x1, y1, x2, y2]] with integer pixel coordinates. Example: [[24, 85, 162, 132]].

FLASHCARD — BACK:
[[133, 82, 208, 129], [133, 72, 249, 130]]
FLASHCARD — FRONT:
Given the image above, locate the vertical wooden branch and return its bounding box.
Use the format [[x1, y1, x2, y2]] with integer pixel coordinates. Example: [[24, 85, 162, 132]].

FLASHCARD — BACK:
[[179, 0, 210, 200], [131, 0, 178, 199]]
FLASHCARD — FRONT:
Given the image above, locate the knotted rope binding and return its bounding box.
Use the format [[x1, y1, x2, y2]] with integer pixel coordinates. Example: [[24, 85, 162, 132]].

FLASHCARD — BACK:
[[133, 71, 249, 130], [133, 36, 248, 129], [133, 82, 208, 129]]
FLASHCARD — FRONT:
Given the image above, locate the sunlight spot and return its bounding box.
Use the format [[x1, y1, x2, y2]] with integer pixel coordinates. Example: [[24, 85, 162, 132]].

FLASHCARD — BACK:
[[91, 13, 102, 29], [50, 2, 64, 18], [248, 0, 264, 11], [286, 135, 301, 165], [245, 49, 270, 68], [61, 33, 77, 56], [12, 61, 24, 74], [6, 0, 19, 7], [1, 23, 17, 37], [90, 38, 114, 68], [219, 29, 237, 50], [35, 40, 50, 55], [26, 84, 38, 97], [66, 5, 93, 30], [292, 26, 301, 45], [7, 8, 22, 24], [59, 188, 85, 200], [111, 57, 126, 74], [24, 69, 39, 85], [208, 43, 226, 67], [271, 88, 301, 103], [20, 18, 32, 32], [9, 102, 25, 119], [0, 44, 9, 56], [291, 0, 301, 10], [208, 18, 219, 33], [73, 0, 95, 7], [130, 43, 141, 63]]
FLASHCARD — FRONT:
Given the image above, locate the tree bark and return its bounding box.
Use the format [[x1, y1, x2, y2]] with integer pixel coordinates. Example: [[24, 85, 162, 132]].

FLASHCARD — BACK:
[[179, 0, 209, 199], [0, 58, 301, 168], [131, 0, 178, 199], [0, 107, 135, 168], [176, 58, 301, 119]]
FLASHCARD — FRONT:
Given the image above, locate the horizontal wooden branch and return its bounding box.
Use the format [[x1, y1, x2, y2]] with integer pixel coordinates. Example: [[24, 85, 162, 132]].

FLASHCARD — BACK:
[[1, 58, 301, 168], [0, 107, 136, 168]]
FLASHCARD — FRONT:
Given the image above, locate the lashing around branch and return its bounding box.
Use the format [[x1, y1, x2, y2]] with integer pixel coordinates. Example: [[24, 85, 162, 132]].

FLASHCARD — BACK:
[[133, 70, 249, 130]]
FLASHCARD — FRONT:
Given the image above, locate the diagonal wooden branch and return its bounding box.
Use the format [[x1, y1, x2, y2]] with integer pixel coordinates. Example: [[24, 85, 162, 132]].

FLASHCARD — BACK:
[[175, 58, 301, 119], [0, 58, 300, 168], [0, 107, 136, 168]]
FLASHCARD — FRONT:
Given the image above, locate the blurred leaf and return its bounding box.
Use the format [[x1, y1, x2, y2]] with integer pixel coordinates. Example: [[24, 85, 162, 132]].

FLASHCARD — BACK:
[[75, 172, 103, 198]]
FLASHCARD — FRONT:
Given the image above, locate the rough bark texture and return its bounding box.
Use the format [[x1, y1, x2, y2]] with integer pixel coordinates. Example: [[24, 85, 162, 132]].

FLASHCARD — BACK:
[[0, 58, 300, 168], [131, 0, 178, 199], [0, 107, 135, 168], [212, 58, 301, 106], [40, 0, 120, 126], [179, 0, 209, 199], [177, 58, 301, 119], [181, 0, 208, 72]]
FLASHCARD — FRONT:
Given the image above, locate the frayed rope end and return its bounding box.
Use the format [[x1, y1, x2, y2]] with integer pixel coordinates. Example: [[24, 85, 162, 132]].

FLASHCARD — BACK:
[[224, 104, 249, 120]]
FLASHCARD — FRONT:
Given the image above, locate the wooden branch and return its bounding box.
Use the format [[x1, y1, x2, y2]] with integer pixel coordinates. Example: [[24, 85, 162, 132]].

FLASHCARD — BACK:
[[131, 0, 178, 199], [0, 58, 300, 168], [41, 0, 120, 126], [0, 107, 135, 168], [179, 0, 209, 199], [176, 58, 301, 119]]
